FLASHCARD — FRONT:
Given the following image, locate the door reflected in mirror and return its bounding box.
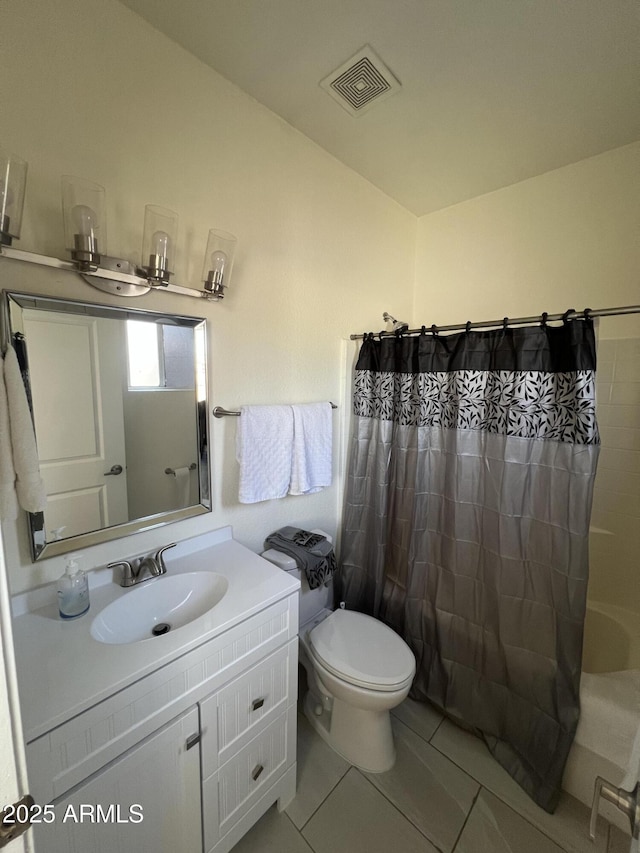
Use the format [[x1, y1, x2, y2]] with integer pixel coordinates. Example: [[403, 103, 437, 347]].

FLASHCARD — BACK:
[[5, 292, 211, 561]]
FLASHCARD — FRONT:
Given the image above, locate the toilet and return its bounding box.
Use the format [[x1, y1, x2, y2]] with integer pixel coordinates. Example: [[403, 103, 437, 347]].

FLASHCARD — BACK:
[[262, 533, 416, 773]]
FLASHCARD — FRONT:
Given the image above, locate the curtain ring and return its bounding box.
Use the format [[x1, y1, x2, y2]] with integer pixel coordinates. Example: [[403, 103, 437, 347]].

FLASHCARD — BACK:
[[541, 312, 548, 326], [562, 308, 575, 324], [431, 324, 439, 337], [465, 320, 472, 333], [420, 325, 426, 336], [502, 317, 509, 330], [583, 307, 592, 321]]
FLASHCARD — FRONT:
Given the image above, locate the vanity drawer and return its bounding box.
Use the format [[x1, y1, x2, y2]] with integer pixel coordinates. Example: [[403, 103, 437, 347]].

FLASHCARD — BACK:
[[200, 639, 297, 780], [26, 594, 297, 804], [203, 705, 296, 852]]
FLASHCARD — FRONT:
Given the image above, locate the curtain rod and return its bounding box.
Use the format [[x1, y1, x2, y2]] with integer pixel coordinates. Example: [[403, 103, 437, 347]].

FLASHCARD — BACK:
[[349, 305, 640, 341]]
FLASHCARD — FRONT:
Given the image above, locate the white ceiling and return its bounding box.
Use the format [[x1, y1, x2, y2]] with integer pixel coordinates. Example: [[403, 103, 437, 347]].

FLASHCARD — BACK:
[[118, 0, 640, 216]]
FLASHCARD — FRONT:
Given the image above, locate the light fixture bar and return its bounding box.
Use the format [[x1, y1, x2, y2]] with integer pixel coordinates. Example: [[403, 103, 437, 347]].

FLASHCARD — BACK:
[[0, 247, 221, 300]]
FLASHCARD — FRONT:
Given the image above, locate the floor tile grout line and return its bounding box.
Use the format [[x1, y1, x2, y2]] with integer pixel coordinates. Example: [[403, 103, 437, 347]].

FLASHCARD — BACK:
[[429, 714, 446, 743], [426, 735, 597, 853], [288, 759, 352, 833], [450, 784, 482, 852], [427, 737, 490, 791], [283, 810, 316, 852], [477, 789, 573, 853], [353, 765, 458, 853], [391, 705, 446, 747]]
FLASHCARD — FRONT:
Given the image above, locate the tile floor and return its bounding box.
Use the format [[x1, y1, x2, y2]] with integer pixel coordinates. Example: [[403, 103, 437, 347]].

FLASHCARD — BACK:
[[233, 697, 630, 853]]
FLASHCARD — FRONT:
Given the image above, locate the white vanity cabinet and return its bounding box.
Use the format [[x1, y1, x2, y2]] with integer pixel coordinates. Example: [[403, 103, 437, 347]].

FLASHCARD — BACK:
[[32, 707, 203, 853], [22, 586, 299, 853], [200, 640, 298, 853]]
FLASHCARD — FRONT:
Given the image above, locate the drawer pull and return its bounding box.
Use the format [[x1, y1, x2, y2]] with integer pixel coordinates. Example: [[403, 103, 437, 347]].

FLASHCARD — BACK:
[[186, 732, 201, 751], [251, 763, 264, 781], [251, 697, 265, 712]]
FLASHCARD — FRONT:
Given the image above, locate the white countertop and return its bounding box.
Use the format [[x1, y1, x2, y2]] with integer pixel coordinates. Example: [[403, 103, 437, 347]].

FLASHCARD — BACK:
[[12, 527, 300, 742]]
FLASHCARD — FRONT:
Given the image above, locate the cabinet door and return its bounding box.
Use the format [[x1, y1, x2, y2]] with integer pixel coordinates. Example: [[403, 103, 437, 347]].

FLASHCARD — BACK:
[[33, 707, 201, 853]]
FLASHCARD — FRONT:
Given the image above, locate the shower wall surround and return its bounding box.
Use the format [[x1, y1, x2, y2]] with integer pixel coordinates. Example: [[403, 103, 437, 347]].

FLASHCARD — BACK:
[[590, 334, 640, 613]]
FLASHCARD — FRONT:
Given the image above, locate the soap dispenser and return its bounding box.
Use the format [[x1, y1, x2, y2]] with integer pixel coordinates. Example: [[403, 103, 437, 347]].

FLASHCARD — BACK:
[[57, 553, 90, 619]]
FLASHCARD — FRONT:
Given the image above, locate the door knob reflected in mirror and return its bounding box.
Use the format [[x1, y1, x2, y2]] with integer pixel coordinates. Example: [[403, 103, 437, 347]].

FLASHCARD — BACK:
[[104, 464, 123, 476]]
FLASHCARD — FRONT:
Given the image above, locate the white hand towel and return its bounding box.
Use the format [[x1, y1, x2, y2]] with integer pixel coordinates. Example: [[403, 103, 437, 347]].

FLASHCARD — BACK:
[[289, 402, 332, 496], [172, 466, 191, 508], [0, 351, 18, 520], [3, 345, 47, 513], [236, 405, 294, 503]]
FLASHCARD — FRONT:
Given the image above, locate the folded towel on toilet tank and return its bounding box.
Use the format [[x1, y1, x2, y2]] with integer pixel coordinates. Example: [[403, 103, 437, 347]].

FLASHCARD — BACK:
[[264, 526, 336, 590]]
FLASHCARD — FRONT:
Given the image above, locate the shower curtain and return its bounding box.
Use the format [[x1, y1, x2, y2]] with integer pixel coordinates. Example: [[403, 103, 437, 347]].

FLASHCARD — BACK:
[[338, 318, 599, 812]]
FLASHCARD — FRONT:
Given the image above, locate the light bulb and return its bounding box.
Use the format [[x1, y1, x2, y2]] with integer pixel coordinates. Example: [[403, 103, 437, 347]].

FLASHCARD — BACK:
[[211, 250, 227, 274], [0, 182, 13, 208], [201, 230, 236, 296], [151, 230, 171, 260], [71, 204, 98, 237]]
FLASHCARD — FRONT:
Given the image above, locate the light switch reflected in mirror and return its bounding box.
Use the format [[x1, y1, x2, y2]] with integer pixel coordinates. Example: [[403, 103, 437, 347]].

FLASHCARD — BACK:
[[4, 291, 211, 561]]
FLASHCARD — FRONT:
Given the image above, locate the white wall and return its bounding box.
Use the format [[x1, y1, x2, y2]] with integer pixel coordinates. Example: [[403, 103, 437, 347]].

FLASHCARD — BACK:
[[0, 0, 415, 592], [415, 142, 640, 337]]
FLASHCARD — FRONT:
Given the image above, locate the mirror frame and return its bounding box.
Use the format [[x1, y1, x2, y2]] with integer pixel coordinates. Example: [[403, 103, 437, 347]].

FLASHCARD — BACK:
[[3, 290, 211, 561]]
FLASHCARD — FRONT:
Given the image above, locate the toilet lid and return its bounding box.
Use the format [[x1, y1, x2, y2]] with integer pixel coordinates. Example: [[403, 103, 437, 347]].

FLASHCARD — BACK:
[[308, 609, 415, 690]]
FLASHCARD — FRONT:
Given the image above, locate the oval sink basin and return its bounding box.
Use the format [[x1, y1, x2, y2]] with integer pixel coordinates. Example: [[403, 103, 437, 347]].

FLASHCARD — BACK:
[[90, 572, 229, 645]]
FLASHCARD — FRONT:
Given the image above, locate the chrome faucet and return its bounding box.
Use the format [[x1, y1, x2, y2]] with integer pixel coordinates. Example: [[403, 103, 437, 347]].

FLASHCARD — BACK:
[[109, 543, 177, 587]]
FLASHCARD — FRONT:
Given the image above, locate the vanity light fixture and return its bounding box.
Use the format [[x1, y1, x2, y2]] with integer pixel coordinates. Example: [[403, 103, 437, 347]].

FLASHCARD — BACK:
[[0, 153, 239, 302], [0, 149, 28, 248], [202, 229, 237, 299]]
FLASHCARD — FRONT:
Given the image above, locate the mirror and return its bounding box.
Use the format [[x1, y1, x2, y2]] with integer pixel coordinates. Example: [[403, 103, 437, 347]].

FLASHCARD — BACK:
[[4, 291, 211, 561]]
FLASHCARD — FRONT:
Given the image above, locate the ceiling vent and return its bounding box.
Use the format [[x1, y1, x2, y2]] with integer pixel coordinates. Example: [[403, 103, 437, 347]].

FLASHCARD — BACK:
[[320, 46, 401, 116]]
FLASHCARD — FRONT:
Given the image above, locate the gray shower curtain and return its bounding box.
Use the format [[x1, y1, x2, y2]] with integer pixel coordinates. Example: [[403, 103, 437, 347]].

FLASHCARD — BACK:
[[337, 318, 599, 812]]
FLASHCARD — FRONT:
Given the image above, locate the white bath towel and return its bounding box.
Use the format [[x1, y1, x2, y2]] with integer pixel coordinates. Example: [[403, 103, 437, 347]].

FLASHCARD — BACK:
[[236, 405, 294, 503], [3, 345, 47, 513], [289, 402, 332, 496], [0, 352, 18, 520]]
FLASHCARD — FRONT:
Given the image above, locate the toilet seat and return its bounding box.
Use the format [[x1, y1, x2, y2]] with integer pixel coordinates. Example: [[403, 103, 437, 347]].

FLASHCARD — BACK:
[[308, 609, 415, 692]]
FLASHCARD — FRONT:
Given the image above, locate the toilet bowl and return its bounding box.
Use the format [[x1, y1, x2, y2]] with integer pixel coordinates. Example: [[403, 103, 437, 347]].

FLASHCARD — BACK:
[[262, 534, 416, 773]]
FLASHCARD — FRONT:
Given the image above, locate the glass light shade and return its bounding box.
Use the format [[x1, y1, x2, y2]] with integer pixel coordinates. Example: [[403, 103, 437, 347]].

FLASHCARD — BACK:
[[202, 229, 237, 298], [0, 150, 28, 246], [61, 175, 106, 269], [141, 205, 178, 284]]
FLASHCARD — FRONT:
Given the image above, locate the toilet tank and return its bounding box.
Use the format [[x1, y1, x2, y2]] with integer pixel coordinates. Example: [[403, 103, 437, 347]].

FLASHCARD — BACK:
[[262, 530, 334, 628]]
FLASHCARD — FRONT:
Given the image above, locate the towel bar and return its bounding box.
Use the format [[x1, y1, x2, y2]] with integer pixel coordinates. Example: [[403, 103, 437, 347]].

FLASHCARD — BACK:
[[165, 463, 197, 474], [213, 403, 337, 418]]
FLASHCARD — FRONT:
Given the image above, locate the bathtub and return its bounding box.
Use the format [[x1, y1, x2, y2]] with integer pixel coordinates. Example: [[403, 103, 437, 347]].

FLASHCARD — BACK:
[[562, 603, 640, 833]]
